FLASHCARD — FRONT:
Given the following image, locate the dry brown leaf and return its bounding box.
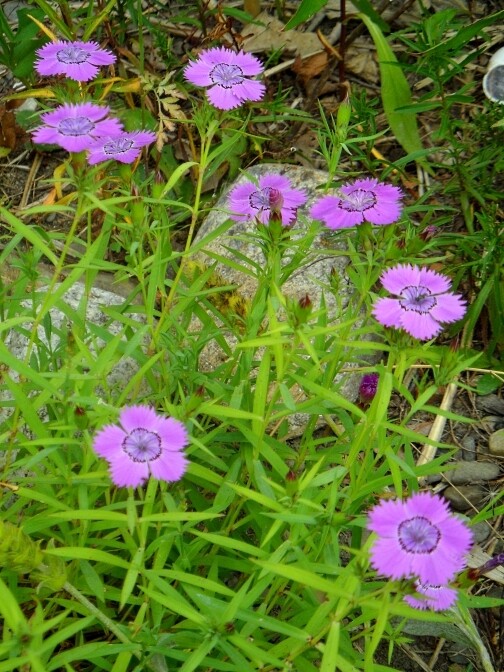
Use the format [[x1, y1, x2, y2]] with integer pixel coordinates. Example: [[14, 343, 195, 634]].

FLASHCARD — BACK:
[[292, 51, 329, 86], [345, 41, 379, 82], [0, 100, 27, 151], [242, 11, 322, 58]]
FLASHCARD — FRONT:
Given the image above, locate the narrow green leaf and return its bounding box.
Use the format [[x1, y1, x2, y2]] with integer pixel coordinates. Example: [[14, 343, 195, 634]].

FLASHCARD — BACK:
[[120, 545, 144, 609], [82, 0, 117, 40], [425, 9, 504, 56], [321, 620, 340, 672], [0, 207, 57, 266], [179, 635, 219, 672], [146, 569, 235, 597], [228, 482, 284, 513], [284, 0, 328, 30], [44, 546, 130, 569], [197, 401, 261, 421], [190, 529, 267, 557], [359, 13, 424, 160], [255, 561, 352, 599], [48, 510, 129, 522], [140, 585, 206, 625], [0, 578, 27, 630]]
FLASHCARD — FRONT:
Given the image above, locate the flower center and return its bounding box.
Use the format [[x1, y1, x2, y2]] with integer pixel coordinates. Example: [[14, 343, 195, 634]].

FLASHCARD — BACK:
[[58, 116, 95, 136], [398, 516, 441, 554], [209, 63, 244, 88], [122, 428, 162, 463], [103, 138, 135, 155], [399, 285, 437, 313], [340, 188, 377, 212], [249, 186, 274, 211], [57, 47, 90, 65]]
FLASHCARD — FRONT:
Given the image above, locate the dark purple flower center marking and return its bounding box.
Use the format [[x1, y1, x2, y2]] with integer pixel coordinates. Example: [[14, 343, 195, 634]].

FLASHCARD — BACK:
[[122, 428, 162, 463], [103, 138, 135, 155], [398, 516, 441, 554], [250, 187, 275, 211], [399, 286, 437, 313], [340, 188, 377, 212], [417, 582, 441, 591], [57, 47, 90, 65], [209, 63, 244, 89], [58, 116, 95, 136]]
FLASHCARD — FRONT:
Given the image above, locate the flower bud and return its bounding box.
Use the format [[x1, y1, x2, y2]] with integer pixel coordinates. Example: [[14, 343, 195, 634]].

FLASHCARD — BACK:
[[359, 373, 379, 404], [290, 294, 312, 327], [336, 93, 351, 142]]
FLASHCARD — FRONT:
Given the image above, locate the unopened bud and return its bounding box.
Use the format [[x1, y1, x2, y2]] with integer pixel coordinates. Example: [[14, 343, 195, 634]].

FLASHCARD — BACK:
[[268, 188, 284, 214], [359, 373, 379, 404], [290, 294, 313, 327], [336, 94, 351, 141], [74, 406, 89, 430], [467, 553, 504, 581]]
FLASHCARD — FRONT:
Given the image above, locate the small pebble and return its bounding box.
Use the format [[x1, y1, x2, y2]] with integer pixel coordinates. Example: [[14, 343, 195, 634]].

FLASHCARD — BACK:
[[476, 394, 504, 416], [443, 485, 486, 511], [442, 461, 500, 485], [489, 428, 504, 457], [470, 521, 492, 544], [460, 433, 476, 461]]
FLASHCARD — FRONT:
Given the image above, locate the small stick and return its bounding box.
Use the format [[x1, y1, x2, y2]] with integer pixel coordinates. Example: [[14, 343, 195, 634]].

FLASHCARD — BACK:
[[416, 380, 458, 481], [20, 152, 42, 209]]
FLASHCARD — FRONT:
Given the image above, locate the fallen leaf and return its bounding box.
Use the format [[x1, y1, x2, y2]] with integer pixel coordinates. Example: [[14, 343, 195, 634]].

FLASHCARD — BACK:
[[242, 11, 322, 58], [292, 51, 329, 86]]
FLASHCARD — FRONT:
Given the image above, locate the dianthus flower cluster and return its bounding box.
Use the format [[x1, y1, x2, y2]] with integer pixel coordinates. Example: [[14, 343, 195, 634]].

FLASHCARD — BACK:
[[367, 492, 473, 611], [32, 40, 155, 164]]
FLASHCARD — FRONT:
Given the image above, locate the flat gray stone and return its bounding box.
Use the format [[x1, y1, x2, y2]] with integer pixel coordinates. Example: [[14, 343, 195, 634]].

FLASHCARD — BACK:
[[191, 164, 380, 435], [471, 520, 492, 544], [460, 432, 477, 461], [475, 393, 504, 416], [443, 485, 486, 511], [442, 460, 500, 485]]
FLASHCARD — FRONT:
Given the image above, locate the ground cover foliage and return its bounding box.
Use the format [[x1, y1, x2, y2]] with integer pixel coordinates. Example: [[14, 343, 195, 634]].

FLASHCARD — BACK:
[[0, 1, 503, 670]]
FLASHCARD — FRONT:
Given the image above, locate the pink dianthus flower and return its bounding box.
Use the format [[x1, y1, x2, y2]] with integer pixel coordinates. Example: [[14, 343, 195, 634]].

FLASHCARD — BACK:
[[32, 103, 122, 152], [367, 491, 472, 586], [92, 405, 188, 488], [372, 264, 467, 340], [404, 582, 458, 611], [35, 40, 115, 82], [228, 173, 307, 226], [310, 178, 403, 229], [87, 130, 156, 165], [184, 47, 265, 110]]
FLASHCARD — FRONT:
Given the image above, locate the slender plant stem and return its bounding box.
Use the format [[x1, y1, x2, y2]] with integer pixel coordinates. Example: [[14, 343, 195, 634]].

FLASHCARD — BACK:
[[63, 580, 142, 658]]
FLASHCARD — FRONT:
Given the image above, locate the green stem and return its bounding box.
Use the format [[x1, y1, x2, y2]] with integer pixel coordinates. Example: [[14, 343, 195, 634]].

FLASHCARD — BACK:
[[152, 122, 218, 343], [63, 580, 142, 658]]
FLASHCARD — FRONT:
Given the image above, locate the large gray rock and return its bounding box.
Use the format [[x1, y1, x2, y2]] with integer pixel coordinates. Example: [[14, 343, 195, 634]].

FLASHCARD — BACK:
[[190, 164, 380, 435], [1, 282, 145, 429]]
